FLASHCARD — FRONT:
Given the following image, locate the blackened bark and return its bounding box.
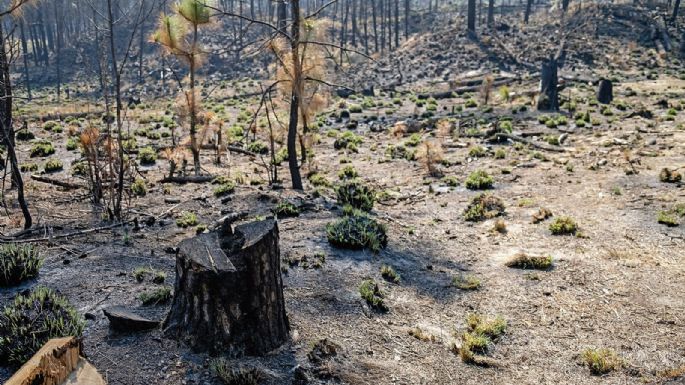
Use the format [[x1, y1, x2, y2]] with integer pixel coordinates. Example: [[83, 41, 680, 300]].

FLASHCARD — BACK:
[[468, 0, 476, 33], [537, 57, 559, 111], [164, 219, 289, 355], [597, 79, 613, 104]]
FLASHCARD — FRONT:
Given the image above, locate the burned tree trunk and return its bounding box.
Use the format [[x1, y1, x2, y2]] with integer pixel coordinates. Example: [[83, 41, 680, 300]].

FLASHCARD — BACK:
[[537, 57, 559, 111], [596, 79, 613, 104], [164, 219, 289, 355], [467, 0, 477, 34]]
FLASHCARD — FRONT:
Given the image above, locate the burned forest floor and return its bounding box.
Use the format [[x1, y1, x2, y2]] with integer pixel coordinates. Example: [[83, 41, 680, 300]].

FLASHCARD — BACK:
[[1, 3, 685, 385]]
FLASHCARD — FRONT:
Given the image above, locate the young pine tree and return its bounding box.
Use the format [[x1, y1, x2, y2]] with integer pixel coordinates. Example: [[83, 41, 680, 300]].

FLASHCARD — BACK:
[[151, 0, 213, 176]]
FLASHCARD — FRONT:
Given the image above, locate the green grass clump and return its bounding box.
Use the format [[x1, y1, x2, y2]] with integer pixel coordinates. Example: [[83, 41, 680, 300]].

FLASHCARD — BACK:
[[465, 170, 494, 190], [338, 165, 358, 180], [66, 138, 79, 151], [494, 148, 506, 159], [247, 141, 269, 154], [452, 274, 481, 290], [138, 146, 157, 165], [333, 131, 362, 152], [464, 193, 505, 222], [43, 120, 61, 132], [139, 286, 172, 306], [0, 244, 43, 287], [582, 348, 622, 375], [468, 146, 487, 158], [20, 163, 38, 173], [176, 211, 199, 228], [380, 265, 400, 283], [213, 181, 236, 197], [212, 359, 261, 385], [359, 279, 388, 311], [0, 287, 85, 367], [16, 130, 34, 141], [658, 211, 680, 227], [44, 159, 64, 173], [336, 180, 375, 211], [273, 201, 300, 218], [458, 314, 506, 364], [505, 253, 553, 270], [308, 173, 331, 187], [132, 266, 151, 282], [326, 212, 387, 253], [30, 141, 55, 157], [405, 133, 422, 147], [131, 178, 147, 197], [464, 98, 478, 108], [549, 216, 577, 235], [442, 175, 459, 187]]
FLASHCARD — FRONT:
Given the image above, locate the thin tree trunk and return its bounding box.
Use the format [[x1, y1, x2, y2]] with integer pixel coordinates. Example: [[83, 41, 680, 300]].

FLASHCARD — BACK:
[[0, 23, 32, 230], [107, 0, 126, 218], [19, 20, 31, 100], [288, 0, 303, 190], [467, 0, 476, 33]]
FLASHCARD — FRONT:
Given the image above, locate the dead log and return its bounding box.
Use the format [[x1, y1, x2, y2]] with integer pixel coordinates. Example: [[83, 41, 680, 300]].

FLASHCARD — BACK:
[[5, 337, 105, 385], [159, 175, 214, 184], [30, 174, 85, 190], [417, 77, 518, 100], [164, 219, 289, 355], [487, 132, 566, 152], [597, 79, 613, 104]]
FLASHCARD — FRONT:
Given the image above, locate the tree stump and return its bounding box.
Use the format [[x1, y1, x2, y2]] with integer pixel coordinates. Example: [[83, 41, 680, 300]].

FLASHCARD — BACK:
[[163, 219, 289, 355], [537, 58, 559, 111], [597, 79, 613, 104]]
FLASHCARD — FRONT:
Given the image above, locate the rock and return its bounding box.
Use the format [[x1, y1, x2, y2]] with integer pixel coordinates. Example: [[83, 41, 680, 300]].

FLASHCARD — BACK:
[[103, 306, 160, 332]]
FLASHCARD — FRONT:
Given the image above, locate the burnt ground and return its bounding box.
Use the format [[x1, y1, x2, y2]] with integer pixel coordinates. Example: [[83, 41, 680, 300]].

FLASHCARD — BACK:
[[1, 4, 685, 385]]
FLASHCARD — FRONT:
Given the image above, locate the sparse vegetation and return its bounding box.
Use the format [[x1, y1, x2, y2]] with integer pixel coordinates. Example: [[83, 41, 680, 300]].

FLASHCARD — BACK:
[[359, 279, 388, 311], [0, 287, 85, 367], [464, 193, 505, 221], [465, 170, 494, 190], [380, 265, 400, 283], [582, 348, 622, 375], [506, 253, 553, 270], [549, 216, 578, 235], [176, 211, 199, 228], [452, 274, 481, 290], [336, 180, 375, 212], [0, 244, 43, 287], [326, 211, 387, 253], [139, 286, 172, 306]]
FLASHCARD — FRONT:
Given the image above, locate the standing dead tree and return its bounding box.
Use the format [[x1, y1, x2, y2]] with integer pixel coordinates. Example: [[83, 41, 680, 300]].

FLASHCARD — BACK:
[[211, 0, 363, 191], [0, 0, 36, 230]]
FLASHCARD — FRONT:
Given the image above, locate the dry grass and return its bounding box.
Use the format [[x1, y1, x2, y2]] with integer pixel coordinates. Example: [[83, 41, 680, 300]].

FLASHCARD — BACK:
[[505, 253, 553, 270]]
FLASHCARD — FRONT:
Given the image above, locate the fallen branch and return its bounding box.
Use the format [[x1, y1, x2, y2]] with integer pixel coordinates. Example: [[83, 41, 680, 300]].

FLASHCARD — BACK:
[[159, 175, 215, 184], [30, 174, 86, 190], [0, 221, 133, 244], [418, 77, 518, 100], [487, 132, 566, 152]]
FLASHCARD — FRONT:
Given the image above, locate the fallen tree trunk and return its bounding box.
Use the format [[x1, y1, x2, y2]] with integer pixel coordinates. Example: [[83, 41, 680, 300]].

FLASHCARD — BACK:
[[164, 219, 289, 354], [487, 132, 567, 152], [417, 77, 518, 100], [159, 175, 215, 184], [30, 174, 86, 190]]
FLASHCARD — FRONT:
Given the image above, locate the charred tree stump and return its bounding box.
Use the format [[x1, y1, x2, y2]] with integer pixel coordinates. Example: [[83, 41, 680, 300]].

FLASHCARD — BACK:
[[537, 57, 559, 111], [597, 79, 613, 104], [163, 219, 289, 355]]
